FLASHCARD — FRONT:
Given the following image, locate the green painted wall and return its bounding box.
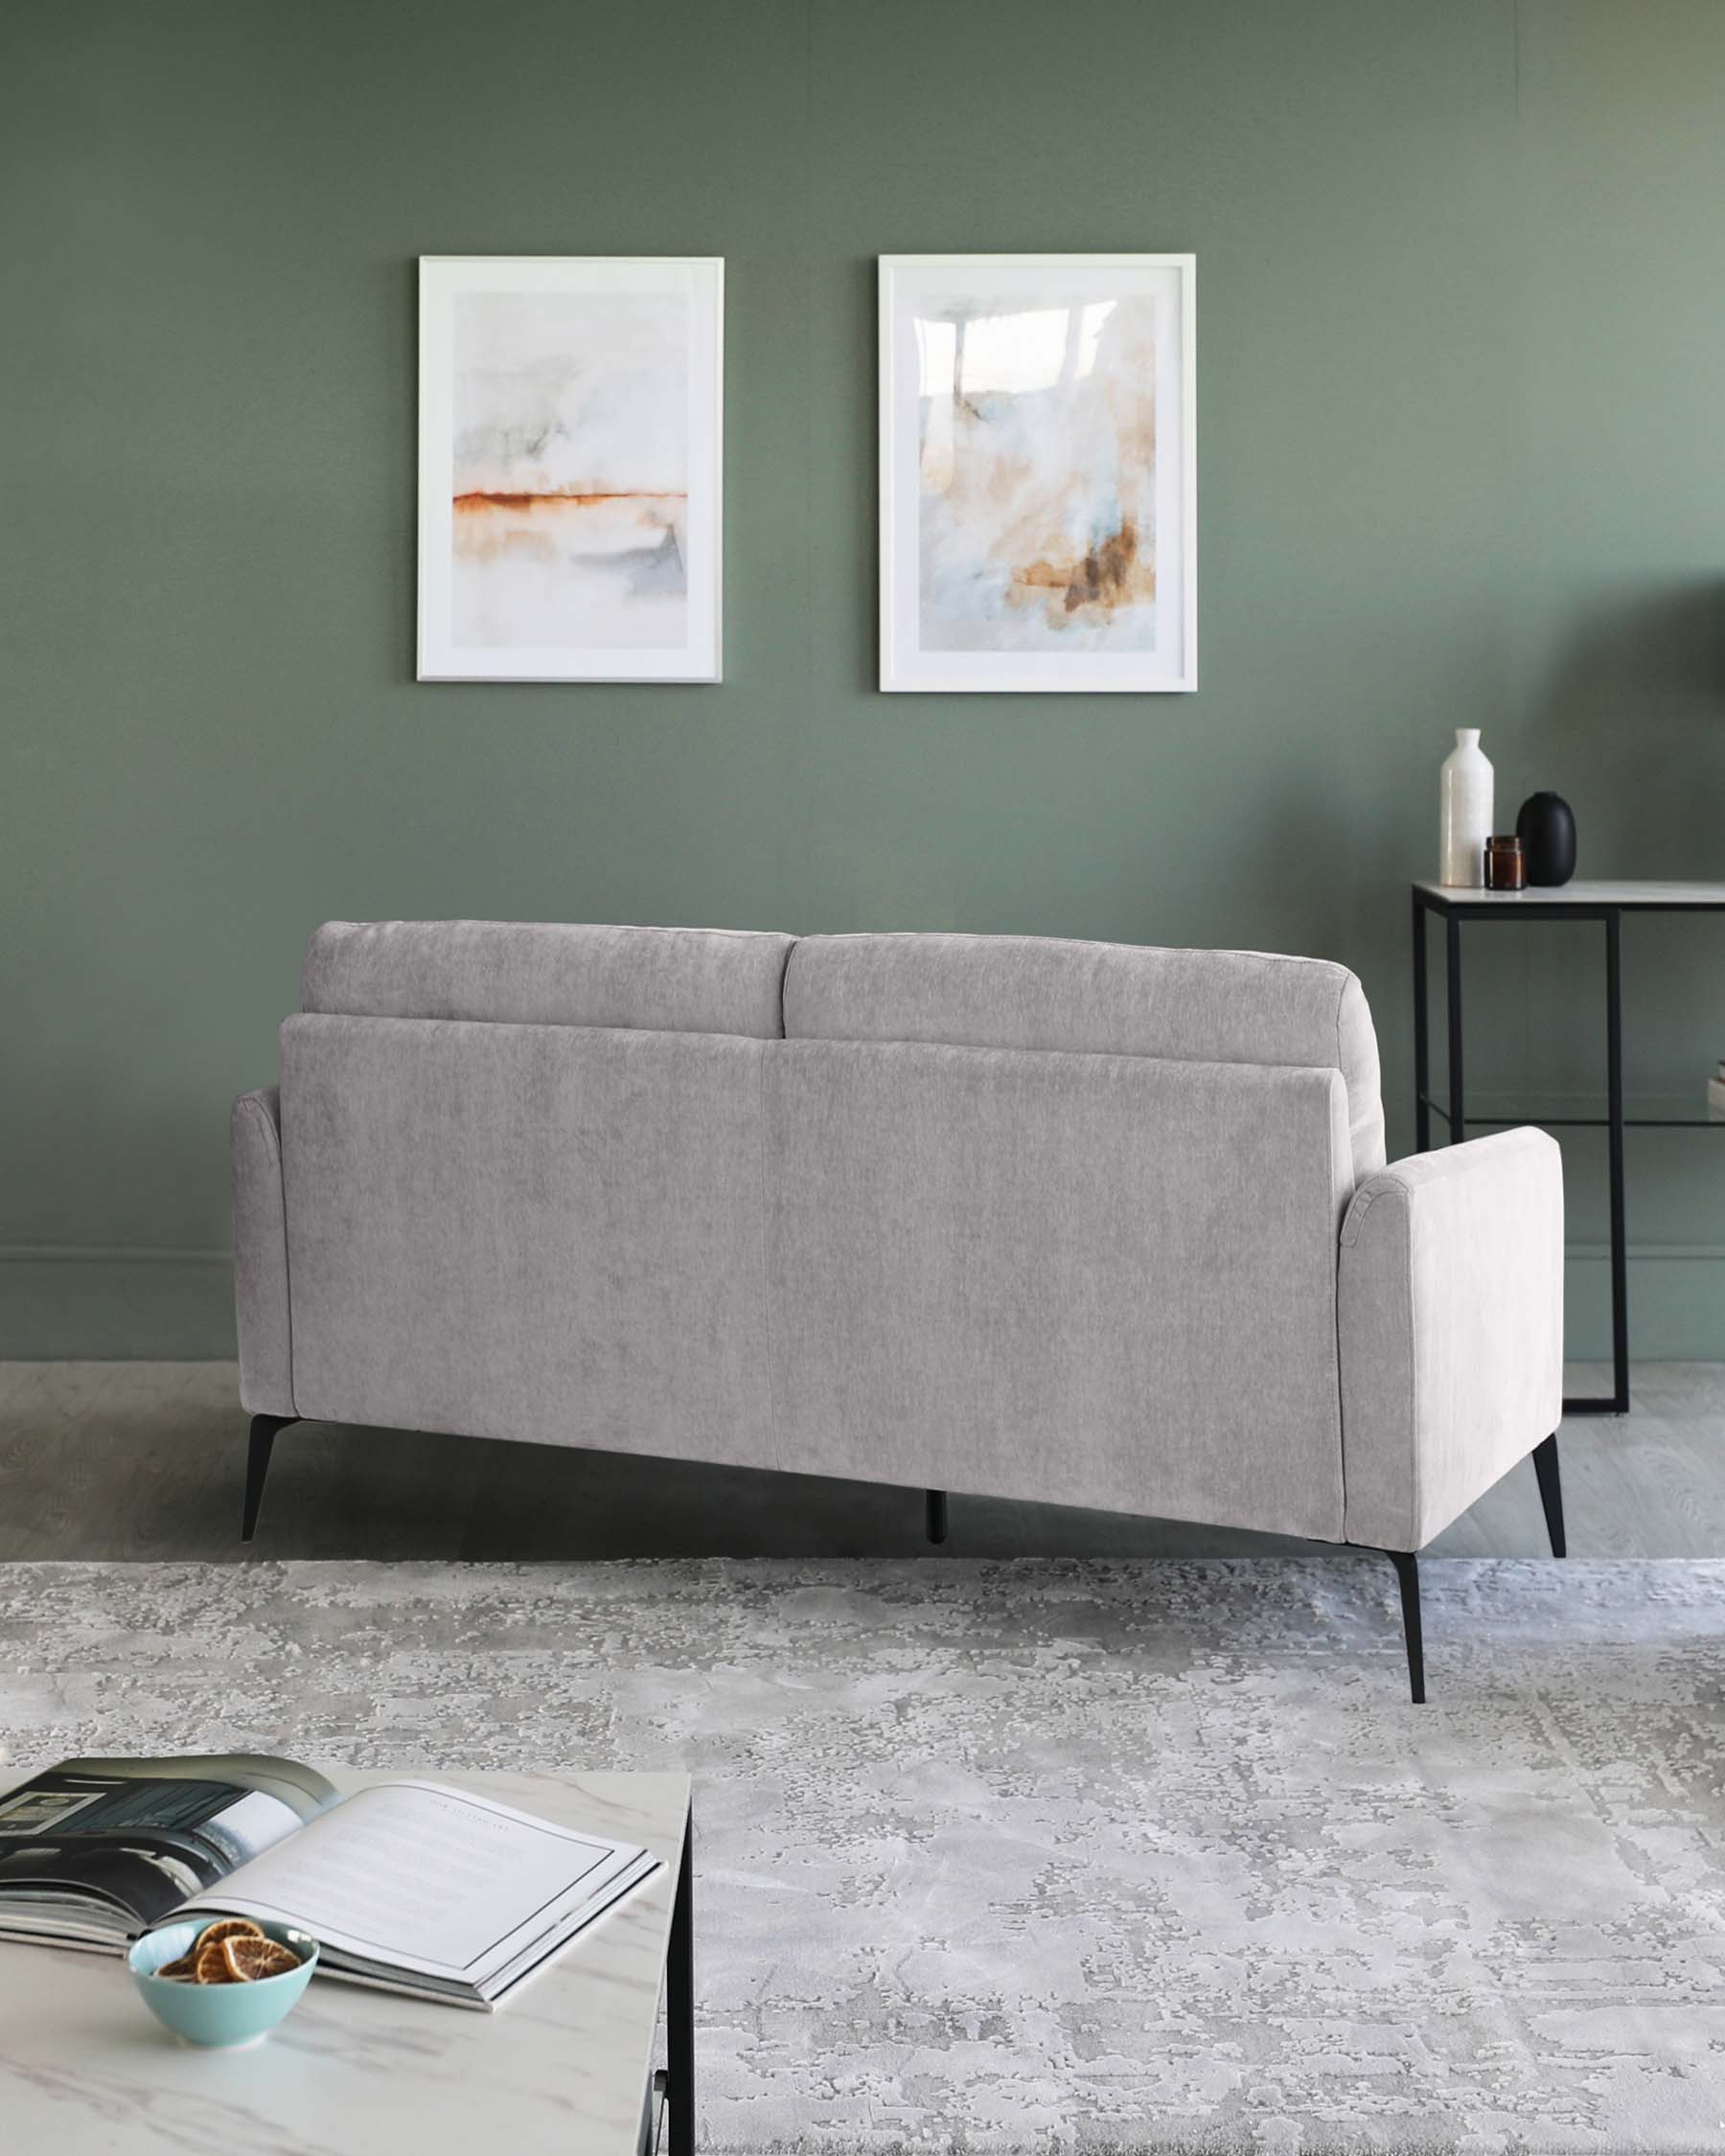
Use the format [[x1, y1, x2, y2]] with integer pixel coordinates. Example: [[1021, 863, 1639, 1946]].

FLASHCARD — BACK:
[[4, 0, 1724, 1357]]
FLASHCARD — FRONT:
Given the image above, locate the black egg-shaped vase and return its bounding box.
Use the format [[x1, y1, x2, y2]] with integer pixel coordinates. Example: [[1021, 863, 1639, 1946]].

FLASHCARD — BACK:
[[1515, 791, 1576, 886]]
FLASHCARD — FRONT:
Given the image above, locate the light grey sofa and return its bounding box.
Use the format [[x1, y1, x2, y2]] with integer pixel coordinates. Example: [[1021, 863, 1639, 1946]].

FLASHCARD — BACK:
[[231, 922, 1566, 1700]]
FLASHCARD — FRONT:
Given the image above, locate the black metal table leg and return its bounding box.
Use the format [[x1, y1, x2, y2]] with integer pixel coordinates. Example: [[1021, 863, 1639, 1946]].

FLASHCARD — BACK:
[[666, 1807, 694, 2156], [1413, 892, 1431, 1153], [242, 1414, 297, 1543], [1386, 1550, 1426, 1705], [1531, 1434, 1566, 1557], [1445, 911, 1465, 1146], [1604, 909, 1629, 1415]]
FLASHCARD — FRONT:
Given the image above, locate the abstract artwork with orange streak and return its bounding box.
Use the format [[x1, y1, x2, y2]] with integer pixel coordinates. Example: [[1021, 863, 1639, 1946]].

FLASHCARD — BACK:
[[418, 258, 722, 682], [450, 290, 689, 651]]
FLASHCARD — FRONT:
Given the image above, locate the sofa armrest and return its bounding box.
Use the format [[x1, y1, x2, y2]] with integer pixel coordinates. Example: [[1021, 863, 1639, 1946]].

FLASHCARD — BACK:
[[231, 1087, 294, 1416], [1337, 1127, 1562, 1550]]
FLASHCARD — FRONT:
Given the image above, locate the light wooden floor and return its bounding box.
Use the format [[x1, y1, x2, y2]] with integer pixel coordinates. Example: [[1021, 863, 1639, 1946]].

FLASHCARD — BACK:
[[2, 1362, 1720, 1562]]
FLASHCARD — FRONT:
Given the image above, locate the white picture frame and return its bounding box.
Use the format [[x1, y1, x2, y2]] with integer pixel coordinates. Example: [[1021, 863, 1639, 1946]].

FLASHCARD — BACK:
[[418, 256, 723, 682], [879, 253, 1195, 694]]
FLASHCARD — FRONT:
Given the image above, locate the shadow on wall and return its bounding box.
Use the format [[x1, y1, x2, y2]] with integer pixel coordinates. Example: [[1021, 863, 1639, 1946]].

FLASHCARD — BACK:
[[1529, 579, 1725, 874]]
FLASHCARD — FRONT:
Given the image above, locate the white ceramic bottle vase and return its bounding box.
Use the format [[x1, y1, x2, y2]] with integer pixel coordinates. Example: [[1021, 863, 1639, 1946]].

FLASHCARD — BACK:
[[1439, 728, 1494, 887]]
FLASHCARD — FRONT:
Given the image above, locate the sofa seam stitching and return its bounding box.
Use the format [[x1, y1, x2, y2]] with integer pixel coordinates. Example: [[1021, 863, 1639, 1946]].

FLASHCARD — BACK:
[[1334, 972, 1355, 1167], [1322, 1071, 1347, 1544], [1339, 1186, 1375, 1249], [753, 1040, 784, 1472], [1398, 1185, 1419, 1549], [268, 1086, 298, 1422], [772, 938, 795, 1041], [239, 1090, 296, 1417], [273, 1047, 302, 1420]]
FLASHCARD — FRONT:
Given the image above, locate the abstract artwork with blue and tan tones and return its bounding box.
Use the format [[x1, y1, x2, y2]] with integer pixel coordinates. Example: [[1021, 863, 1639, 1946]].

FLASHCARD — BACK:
[[916, 294, 1158, 653], [880, 257, 1194, 694]]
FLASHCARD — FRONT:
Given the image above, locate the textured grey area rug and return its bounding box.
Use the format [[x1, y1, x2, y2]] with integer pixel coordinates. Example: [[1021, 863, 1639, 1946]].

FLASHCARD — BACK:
[[0, 1558, 1721, 2153]]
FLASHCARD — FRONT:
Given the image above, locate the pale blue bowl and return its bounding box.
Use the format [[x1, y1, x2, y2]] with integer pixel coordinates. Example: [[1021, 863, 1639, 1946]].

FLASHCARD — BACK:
[[129, 1919, 317, 2048]]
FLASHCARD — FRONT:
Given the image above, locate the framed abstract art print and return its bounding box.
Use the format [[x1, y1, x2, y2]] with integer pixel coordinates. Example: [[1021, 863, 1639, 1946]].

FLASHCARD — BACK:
[[879, 254, 1194, 694], [418, 256, 723, 682]]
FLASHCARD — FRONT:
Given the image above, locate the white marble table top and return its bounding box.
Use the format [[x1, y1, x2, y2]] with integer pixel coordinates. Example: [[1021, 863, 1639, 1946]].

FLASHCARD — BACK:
[[0, 1765, 690, 2156], [1413, 878, 1725, 907]]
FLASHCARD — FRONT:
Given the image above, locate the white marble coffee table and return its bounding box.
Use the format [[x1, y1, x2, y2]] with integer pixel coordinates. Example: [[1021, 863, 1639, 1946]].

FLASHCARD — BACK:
[[0, 1765, 694, 2156]]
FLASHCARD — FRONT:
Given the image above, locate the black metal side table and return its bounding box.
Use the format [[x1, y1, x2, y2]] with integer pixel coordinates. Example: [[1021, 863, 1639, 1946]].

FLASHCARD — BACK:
[[1411, 879, 1725, 1418]]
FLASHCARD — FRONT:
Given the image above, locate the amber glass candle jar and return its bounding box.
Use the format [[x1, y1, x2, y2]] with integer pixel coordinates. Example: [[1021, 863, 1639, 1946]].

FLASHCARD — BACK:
[[1484, 835, 1526, 891]]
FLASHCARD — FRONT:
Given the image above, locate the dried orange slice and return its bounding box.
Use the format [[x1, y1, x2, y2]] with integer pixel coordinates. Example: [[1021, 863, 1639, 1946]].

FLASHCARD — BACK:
[[220, 1934, 302, 1983], [194, 1918, 264, 1948], [193, 1918, 264, 1983], [193, 1939, 241, 1983]]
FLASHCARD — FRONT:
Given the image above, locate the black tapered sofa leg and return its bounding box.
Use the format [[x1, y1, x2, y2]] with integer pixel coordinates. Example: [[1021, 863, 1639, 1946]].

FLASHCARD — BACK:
[[925, 1489, 948, 1546], [1386, 1549, 1426, 1704], [1531, 1433, 1566, 1558], [242, 1414, 297, 1544]]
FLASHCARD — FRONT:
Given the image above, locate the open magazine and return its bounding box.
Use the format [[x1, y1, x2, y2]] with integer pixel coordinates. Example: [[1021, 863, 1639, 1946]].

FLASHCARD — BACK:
[[0, 1755, 660, 2009]]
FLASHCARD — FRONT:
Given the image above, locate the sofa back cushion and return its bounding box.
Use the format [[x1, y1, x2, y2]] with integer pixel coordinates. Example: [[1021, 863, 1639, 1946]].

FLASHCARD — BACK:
[[763, 1040, 1353, 1541], [280, 1014, 781, 1466], [271, 922, 1374, 1533], [784, 932, 1386, 1181], [303, 921, 794, 1040]]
